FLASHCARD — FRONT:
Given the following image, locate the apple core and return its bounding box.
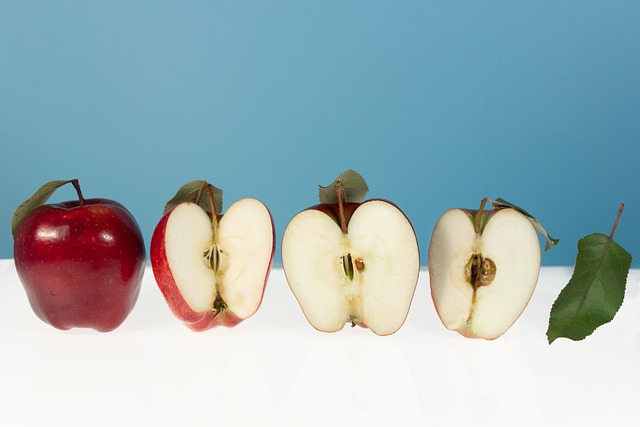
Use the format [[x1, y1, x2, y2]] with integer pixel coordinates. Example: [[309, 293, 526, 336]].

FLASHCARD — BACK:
[[466, 254, 496, 289], [203, 245, 219, 271], [203, 243, 229, 315]]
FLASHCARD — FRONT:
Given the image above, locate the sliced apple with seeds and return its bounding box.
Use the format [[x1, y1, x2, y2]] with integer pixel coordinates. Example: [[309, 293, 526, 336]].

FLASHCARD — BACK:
[[151, 180, 274, 331], [282, 170, 420, 336], [428, 198, 558, 340]]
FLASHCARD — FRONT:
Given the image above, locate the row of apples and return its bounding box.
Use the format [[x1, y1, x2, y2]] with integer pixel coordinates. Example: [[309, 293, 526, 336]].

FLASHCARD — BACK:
[[10, 171, 560, 340]]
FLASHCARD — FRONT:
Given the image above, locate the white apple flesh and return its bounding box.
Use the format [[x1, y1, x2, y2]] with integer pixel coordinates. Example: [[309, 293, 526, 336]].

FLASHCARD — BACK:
[[282, 200, 420, 336], [428, 208, 541, 339], [151, 198, 274, 331]]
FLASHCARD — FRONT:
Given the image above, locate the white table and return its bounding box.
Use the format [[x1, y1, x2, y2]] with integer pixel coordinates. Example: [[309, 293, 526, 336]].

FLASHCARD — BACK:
[[1, 260, 638, 427]]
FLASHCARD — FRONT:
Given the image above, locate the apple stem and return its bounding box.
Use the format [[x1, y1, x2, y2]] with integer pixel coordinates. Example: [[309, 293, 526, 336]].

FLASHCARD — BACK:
[[70, 179, 85, 206], [336, 180, 348, 235], [202, 183, 219, 238], [475, 198, 488, 235]]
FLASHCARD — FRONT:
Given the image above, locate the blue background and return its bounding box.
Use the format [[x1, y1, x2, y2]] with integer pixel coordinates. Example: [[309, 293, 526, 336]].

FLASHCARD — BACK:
[[1, 1, 639, 266]]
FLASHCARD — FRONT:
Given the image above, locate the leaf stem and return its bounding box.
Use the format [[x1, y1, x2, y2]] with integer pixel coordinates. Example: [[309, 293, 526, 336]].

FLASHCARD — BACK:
[[194, 181, 207, 206], [609, 204, 625, 240], [70, 179, 85, 206]]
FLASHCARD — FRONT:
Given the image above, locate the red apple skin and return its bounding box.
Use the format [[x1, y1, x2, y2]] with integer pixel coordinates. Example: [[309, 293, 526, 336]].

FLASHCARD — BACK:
[[13, 199, 146, 332], [150, 204, 275, 331], [306, 202, 360, 227], [308, 200, 408, 227]]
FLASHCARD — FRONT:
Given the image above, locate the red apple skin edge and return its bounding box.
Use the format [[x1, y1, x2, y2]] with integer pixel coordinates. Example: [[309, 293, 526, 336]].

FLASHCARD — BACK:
[[13, 199, 146, 332], [150, 205, 276, 331], [308, 201, 360, 229]]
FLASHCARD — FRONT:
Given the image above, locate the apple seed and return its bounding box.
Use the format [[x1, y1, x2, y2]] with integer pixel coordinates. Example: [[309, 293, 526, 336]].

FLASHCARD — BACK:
[[341, 253, 353, 281], [340, 253, 367, 326], [203, 245, 220, 272]]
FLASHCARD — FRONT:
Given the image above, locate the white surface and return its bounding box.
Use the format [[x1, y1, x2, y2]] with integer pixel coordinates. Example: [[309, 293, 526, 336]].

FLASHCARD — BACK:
[[1, 260, 639, 427]]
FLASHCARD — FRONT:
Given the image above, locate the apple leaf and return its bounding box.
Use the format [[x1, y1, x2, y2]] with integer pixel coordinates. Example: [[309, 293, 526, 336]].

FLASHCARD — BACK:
[[163, 180, 223, 216], [490, 198, 560, 251], [547, 204, 632, 344], [10, 179, 77, 238], [319, 169, 369, 204]]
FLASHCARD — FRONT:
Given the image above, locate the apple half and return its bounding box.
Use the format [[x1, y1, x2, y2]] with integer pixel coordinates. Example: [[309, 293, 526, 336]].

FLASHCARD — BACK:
[[281, 171, 420, 336], [428, 203, 544, 340], [151, 182, 274, 331]]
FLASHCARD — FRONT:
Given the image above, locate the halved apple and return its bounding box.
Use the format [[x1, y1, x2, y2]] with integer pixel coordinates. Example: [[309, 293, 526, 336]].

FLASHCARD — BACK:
[[281, 171, 420, 336], [151, 181, 274, 331], [428, 200, 546, 340]]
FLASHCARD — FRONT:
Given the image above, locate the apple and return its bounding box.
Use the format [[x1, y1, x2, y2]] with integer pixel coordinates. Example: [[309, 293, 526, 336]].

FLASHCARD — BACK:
[[150, 180, 274, 331], [11, 179, 146, 332], [281, 170, 420, 336], [428, 198, 546, 339]]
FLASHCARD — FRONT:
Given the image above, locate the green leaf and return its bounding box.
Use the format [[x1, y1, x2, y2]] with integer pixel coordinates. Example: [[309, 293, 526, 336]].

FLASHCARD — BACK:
[[10, 179, 76, 238], [163, 180, 223, 216], [490, 197, 559, 251], [318, 170, 369, 204], [547, 207, 632, 344]]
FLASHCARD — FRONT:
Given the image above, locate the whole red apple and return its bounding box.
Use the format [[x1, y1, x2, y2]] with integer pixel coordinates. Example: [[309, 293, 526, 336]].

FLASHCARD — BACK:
[[11, 179, 146, 332]]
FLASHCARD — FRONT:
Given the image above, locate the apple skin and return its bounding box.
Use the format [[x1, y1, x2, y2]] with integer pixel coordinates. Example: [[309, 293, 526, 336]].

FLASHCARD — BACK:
[[150, 204, 275, 331], [13, 199, 146, 332], [308, 201, 360, 228]]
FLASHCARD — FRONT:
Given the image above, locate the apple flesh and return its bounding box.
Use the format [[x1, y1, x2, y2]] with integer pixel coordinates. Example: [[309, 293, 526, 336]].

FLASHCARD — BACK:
[[282, 200, 420, 336], [151, 198, 274, 331], [13, 199, 146, 332], [428, 208, 541, 339]]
